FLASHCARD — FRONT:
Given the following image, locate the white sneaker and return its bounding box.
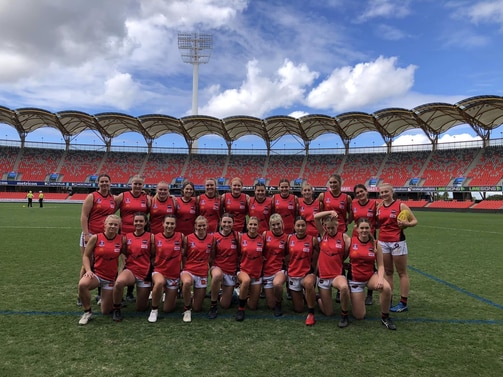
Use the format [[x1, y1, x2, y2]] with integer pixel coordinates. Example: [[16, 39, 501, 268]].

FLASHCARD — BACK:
[[148, 309, 158, 323], [183, 309, 192, 323], [78, 311, 93, 325]]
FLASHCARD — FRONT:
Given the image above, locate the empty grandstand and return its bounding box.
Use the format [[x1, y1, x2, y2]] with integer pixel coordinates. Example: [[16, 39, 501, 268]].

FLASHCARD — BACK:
[[1, 95, 502, 210]]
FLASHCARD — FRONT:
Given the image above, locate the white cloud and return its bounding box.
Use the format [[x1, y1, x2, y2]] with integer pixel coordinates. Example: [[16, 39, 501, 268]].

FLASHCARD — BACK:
[[357, 0, 411, 22], [98, 73, 140, 110], [392, 132, 482, 146], [289, 111, 309, 118], [375, 24, 409, 40], [199, 59, 318, 117], [463, 0, 503, 26], [306, 56, 416, 112]]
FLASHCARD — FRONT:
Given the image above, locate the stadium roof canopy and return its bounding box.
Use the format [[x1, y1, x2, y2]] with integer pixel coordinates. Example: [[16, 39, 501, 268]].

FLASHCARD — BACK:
[[0, 95, 502, 153]]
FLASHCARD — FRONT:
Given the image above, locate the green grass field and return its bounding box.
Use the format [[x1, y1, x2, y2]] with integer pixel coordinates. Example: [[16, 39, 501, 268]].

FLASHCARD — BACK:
[[0, 203, 502, 377]]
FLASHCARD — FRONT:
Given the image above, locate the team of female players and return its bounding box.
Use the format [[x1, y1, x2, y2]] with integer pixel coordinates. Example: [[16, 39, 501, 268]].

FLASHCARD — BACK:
[[77, 173, 418, 330]]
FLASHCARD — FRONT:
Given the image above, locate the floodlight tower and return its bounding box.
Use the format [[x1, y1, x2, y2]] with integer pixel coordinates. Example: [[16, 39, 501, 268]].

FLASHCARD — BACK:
[[178, 32, 213, 115]]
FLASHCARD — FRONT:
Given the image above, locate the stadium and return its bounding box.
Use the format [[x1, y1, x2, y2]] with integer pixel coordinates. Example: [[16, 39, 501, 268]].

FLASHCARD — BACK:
[[1, 95, 502, 211]]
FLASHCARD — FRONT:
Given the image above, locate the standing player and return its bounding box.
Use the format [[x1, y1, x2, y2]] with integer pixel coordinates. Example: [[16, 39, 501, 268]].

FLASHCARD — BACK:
[[149, 181, 177, 234], [248, 182, 273, 234], [221, 177, 249, 232], [318, 174, 352, 234], [175, 180, 198, 236], [272, 178, 298, 234], [377, 183, 418, 313], [298, 182, 320, 237], [198, 178, 221, 234]]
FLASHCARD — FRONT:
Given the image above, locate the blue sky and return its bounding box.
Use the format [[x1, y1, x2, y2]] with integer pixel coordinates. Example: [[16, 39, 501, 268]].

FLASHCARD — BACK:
[[0, 0, 503, 150]]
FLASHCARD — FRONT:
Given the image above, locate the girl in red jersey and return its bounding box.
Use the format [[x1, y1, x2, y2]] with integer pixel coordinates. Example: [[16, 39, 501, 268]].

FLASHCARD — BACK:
[[148, 215, 186, 323], [248, 182, 273, 234], [149, 181, 177, 234], [176, 180, 198, 236], [221, 177, 249, 232], [262, 213, 288, 317], [235, 217, 264, 321], [111, 213, 154, 321], [349, 217, 396, 330], [180, 216, 215, 323], [208, 213, 240, 319], [116, 175, 151, 234], [78, 215, 123, 325], [318, 174, 352, 234], [197, 178, 221, 234], [314, 210, 351, 327], [285, 216, 319, 326], [78, 173, 116, 306], [377, 183, 417, 313], [352, 183, 378, 305], [272, 178, 298, 234], [298, 182, 320, 237]]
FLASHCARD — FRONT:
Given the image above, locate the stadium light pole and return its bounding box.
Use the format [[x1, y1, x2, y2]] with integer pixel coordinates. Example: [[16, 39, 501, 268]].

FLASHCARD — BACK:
[[178, 33, 213, 116]]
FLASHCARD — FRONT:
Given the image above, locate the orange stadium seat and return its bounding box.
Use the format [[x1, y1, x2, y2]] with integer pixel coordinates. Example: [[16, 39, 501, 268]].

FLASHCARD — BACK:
[[422, 149, 478, 186], [143, 153, 187, 185], [402, 199, 428, 208], [471, 200, 503, 210], [17, 148, 64, 181], [466, 147, 503, 186], [304, 154, 344, 187], [380, 151, 429, 187], [0, 146, 19, 175], [265, 155, 304, 185], [342, 153, 385, 188], [427, 200, 474, 209], [184, 154, 224, 185], [101, 151, 147, 184], [226, 155, 267, 186], [58, 150, 103, 182]]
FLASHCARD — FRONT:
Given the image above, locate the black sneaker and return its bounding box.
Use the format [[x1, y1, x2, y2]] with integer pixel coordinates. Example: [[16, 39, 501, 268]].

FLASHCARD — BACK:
[[273, 303, 283, 317], [112, 309, 123, 322], [235, 309, 245, 321], [208, 305, 218, 320], [381, 317, 397, 330], [338, 316, 349, 328]]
